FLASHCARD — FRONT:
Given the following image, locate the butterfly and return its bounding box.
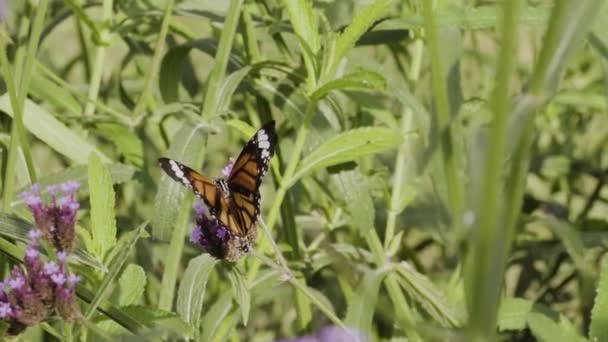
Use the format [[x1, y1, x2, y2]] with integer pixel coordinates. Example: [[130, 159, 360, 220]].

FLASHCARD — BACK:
[[159, 121, 277, 254]]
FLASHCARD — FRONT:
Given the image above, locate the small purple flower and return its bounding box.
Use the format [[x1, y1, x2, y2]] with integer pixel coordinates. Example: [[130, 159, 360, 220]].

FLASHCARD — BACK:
[[46, 185, 57, 195], [67, 275, 80, 285], [190, 226, 202, 244], [0, 302, 13, 318], [43, 262, 59, 275], [221, 157, 236, 177], [25, 247, 38, 259], [27, 229, 42, 241], [7, 277, 24, 290], [56, 251, 67, 264], [50, 273, 66, 286]]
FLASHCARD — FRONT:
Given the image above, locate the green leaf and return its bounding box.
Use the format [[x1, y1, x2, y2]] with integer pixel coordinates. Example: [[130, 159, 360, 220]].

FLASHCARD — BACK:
[[284, 0, 320, 54], [325, 0, 393, 78], [216, 66, 252, 115], [0, 95, 110, 163], [152, 121, 215, 241], [176, 254, 219, 331], [122, 305, 193, 338], [117, 264, 146, 306], [159, 46, 190, 103], [291, 127, 403, 184], [29, 72, 82, 116], [344, 267, 389, 333], [332, 169, 374, 235], [497, 298, 534, 331], [201, 292, 233, 342], [527, 312, 586, 342], [590, 261, 608, 341], [88, 153, 117, 259], [285, 0, 320, 89], [396, 262, 463, 328], [227, 265, 251, 326], [84, 222, 148, 320], [312, 69, 386, 100], [95, 123, 144, 169]]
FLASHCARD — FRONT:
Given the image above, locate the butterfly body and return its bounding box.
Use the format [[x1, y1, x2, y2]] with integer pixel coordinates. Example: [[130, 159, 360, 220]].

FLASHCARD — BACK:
[[159, 121, 277, 258]]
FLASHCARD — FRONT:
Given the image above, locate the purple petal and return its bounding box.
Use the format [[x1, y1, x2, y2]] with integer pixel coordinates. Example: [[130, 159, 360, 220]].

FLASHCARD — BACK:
[[221, 157, 236, 177], [57, 251, 67, 263], [8, 277, 25, 290], [193, 201, 206, 215], [28, 229, 42, 240], [51, 273, 67, 286], [190, 226, 202, 243], [0, 302, 13, 318], [25, 246, 39, 259], [43, 261, 59, 275], [67, 275, 80, 285], [46, 185, 58, 195]]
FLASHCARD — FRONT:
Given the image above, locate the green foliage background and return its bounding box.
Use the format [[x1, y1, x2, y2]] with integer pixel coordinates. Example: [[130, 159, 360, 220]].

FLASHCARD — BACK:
[[0, 0, 608, 341]]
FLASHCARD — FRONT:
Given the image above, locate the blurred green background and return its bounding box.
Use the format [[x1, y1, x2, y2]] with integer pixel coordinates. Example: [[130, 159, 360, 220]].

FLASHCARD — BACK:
[[1, 0, 608, 341]]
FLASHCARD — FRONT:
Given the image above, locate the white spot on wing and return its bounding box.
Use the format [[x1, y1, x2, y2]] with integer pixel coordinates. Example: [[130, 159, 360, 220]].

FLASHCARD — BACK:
[[258, 140, 270, 149]]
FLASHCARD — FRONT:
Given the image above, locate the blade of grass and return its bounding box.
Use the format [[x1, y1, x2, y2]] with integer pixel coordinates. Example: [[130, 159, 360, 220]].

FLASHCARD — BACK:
[[421, 0, 464, 225], [82, 0, 113, 117], [465, 1, 523, 340]]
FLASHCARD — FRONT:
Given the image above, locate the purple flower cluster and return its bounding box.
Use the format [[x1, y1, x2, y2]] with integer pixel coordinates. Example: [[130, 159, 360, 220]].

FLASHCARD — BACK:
[[277, 326, 368, 342], [190, 202, 231, 260], [0, 182, 82, 336], [19, 181, 80, 252]]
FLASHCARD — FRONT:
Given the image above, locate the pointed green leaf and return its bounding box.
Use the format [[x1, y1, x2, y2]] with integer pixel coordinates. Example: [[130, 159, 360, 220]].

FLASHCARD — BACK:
[[227, 265, 251, 326], [122, 305, 193, 338], [176, 254, 219, 330], [396, 262, 463, 327], [201, 292, 233, 342], [326, 0, 393, 78], [117, 264, 146, 306], [88, 153, 117, 258], [95, 123, 144, 169], [84, 222, 148, 320], [312, 70, 386, 100], [332, 169, 374, 235], [216, 66, 252, 115], [0, 95, 110, 163], [497, 298, 534, 331], [291, 127, 403, 184]]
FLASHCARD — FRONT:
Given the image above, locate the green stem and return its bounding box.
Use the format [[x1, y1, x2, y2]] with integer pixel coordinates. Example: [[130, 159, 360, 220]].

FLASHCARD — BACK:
[[83, 0, 112, 117], [132, 0, 175, 116], [200, 0, 244, 118], [384, 39, 424, 248], [466, 1, 522, 339], [421, 1, 463, 224], [365, 229, 421, 341]]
